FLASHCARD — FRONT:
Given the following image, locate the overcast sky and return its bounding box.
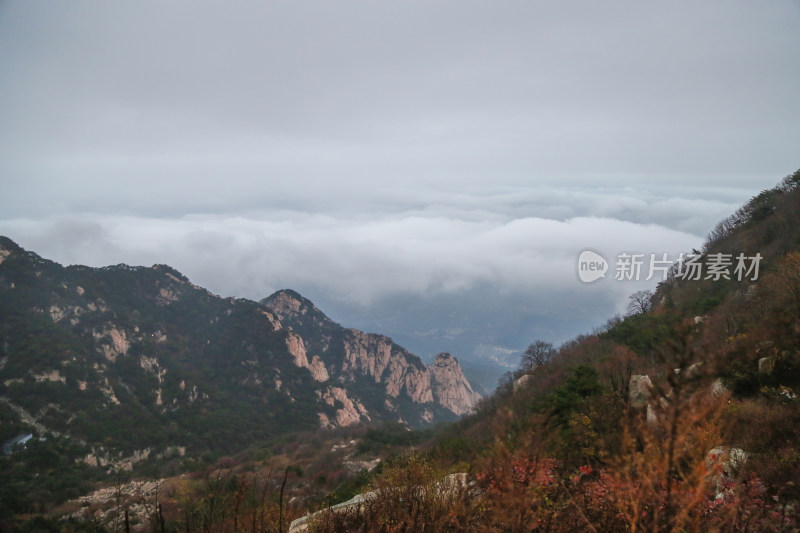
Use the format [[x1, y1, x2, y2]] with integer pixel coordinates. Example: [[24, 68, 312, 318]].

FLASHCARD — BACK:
[[1, 1, 799, 346]]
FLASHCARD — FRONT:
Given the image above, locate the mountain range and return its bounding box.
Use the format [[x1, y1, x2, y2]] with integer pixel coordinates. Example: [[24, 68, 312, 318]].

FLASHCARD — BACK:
[[0, 236, 479, 471]]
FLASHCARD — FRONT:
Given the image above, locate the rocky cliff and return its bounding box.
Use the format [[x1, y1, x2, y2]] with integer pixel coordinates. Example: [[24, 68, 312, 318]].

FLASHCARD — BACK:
[[262, 290, 481, 423]]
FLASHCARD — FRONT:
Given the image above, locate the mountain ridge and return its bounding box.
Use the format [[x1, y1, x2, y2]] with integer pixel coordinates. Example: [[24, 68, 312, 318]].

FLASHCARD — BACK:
[[0, 237, 480, 473]]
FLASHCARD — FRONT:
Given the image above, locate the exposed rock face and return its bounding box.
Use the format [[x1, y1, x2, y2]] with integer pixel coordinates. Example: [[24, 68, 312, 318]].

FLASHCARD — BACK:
[[263, 290, 482, 423], [286, 332, 310, 368], [93, 328, 130, 361], [266, 289, 325, 322], [308, 356, 330, 382], [318, 386, 370, 427], [68, 477, 172, 531], [0, 240, 12, 265], [342, 330, 400, 389], [157, 287, 179, 304], [340, 329, 437, 405], [260, 309, 282, 331], [705, 446, 748, 499], [711, 378, 727, 397], [513, 373, 535, 394], [336, 338, 479, 419], [32, 370, 66, 384], [286, 332, 329, 382], [430, 352, 481, 416], [629, 375, 653, 408], [630, 372, 729, 425]]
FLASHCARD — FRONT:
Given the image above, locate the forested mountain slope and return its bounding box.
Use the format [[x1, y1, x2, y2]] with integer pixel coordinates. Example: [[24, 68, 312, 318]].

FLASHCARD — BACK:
[[0, 237, 478, 523], [303, 169, 800, 531]]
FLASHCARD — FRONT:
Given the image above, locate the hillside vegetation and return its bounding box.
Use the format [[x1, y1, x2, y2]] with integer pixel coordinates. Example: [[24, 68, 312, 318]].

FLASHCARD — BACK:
[[304, 170, 800, 532]]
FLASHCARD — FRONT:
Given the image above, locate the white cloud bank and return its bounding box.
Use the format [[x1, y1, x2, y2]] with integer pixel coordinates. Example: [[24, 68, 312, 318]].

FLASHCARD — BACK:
[[1, 204, 703, 308]]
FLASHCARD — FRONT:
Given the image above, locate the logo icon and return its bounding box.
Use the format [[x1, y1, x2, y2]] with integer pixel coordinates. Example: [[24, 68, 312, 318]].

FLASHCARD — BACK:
[[577, 249, 608, 283]]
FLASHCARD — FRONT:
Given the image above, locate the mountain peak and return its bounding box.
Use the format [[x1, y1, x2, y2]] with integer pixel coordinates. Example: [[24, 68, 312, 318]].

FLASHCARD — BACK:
[[0, 235, 23, 253], [0, 236, 21, 265], [261, 289, 332, 325], [430, 352, 480, 415], [434, 352, 457, 365]]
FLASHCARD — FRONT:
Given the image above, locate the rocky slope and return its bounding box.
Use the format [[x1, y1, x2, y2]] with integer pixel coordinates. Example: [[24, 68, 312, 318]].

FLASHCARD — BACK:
[[0, 237, 480, 474]]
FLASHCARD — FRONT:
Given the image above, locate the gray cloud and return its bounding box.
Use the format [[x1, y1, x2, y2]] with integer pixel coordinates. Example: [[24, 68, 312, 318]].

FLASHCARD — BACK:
[[1, 204, 700, 303], [1, 1, 798, 346]]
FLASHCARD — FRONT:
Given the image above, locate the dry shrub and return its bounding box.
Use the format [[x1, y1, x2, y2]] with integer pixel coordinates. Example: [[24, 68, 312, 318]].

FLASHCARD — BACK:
[[309, 453, 477, 532], [471, 443, 584, 532]]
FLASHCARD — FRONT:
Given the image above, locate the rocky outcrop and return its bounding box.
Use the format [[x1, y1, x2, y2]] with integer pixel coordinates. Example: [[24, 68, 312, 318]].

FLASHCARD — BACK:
[[341, 330, 405, 392], [337, 334, 479, 418], [513, 373, 534, 394], [629, 371, 728, 425], [32, 370, 66, 384], [286, 333, 309, 368], [265, 289, 331, 328], [0, 238, 15, 265], [711, 378, 727, 397], [629, 375, 653, 409], [260, 309, 282, 331], [264, 290, 482, 422], [307, 356, 330, 382], [93, 327, 130, 361], [430, 353, 481, 415], [286, 332, 329, 382], [68, 478, 169, 531], [336, 333, 479, 417], [317, 386, 370, 427], [705, 446, 748, 499], [267, 289, 307, 317]]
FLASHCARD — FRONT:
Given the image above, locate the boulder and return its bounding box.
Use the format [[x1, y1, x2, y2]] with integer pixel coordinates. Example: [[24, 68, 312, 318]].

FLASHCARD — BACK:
[[513, 374, 535, 394], [711, 378, 727, 398], [673, 361, 703, 378], [705, 446, 748, 500], [758, 356, 776, 374], [629, 375, 653, 408]]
